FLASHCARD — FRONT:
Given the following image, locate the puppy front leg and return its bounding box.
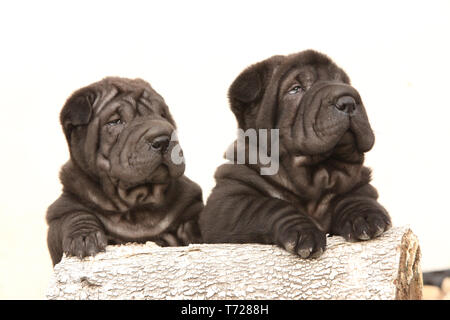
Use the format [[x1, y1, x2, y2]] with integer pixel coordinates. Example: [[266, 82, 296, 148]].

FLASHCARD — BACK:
[[201, 194, 326, 258], [48, 211, 107, 265], [270, 202, 327, 258], [330, 184, 392, 242]]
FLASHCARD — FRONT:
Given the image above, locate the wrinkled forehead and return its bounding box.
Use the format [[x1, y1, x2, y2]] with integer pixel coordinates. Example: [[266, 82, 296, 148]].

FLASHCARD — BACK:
[[279, 65, 325, 87], [91, 80, 173, 125], [279, 63, 348, 89], [277, 52, 350, 88]]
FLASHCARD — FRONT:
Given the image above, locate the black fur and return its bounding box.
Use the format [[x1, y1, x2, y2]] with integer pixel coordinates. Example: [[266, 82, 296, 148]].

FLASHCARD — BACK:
[[47, 77, 203, 265], [199, 50, 391, 258]]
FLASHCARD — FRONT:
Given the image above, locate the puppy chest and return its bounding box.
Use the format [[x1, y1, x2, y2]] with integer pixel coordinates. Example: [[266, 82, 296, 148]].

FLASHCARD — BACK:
[[268, 186, 335, 232], [303, 194, 335, 231], [100, 209, 167, 233]]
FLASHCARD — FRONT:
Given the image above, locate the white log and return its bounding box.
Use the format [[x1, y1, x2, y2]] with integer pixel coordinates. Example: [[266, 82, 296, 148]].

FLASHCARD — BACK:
[[46, 226, 422, 300]]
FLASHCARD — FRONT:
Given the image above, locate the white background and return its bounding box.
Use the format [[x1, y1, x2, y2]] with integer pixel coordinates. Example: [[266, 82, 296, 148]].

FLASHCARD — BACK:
[[0, 0, 449, 298]]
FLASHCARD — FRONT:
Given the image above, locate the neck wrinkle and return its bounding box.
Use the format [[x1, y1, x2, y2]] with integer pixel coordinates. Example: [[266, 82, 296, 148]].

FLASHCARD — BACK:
[[60, 160, 120, 212]]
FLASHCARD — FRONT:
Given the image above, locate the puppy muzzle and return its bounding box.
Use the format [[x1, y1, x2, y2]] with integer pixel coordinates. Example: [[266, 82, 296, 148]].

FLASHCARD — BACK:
[[108, 119, 185, 187], [289, 81, 375, 155]]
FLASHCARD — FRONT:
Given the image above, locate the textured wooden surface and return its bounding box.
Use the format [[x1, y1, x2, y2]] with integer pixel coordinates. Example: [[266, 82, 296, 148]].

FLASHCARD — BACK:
[[46, 226, 422, 300]]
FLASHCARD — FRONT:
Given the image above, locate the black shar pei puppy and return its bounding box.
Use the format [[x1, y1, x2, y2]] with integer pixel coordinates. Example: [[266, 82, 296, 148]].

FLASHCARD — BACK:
[[199, 50, 391, 258], [47, 77, 203, 265]]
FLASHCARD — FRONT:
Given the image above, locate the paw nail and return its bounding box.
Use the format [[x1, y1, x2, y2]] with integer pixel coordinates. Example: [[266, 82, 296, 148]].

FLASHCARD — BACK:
[[298, 248, 312, 258], [374, 225, 384, 237], [359, 231, 370, 240]]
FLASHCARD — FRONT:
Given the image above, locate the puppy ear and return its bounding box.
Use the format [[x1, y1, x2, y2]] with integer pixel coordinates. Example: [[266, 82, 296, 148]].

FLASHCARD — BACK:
[[60, 88, 96, 140], [228, 55, 283, 128]]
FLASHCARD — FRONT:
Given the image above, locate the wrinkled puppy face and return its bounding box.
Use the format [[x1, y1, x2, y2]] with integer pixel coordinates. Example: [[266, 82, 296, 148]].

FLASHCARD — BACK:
[[229, 50, 375, 166], [61, 77, 185, 190]]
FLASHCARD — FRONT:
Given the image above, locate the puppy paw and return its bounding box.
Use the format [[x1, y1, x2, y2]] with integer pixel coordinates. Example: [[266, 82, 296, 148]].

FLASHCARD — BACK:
[[177, 220, 202, 245], [62, 230, 108, 259], [277, 224, 326, 259], [337, 209, 391, 242]]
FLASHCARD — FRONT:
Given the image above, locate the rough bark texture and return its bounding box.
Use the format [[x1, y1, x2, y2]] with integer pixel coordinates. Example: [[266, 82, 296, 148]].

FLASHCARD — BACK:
[[46, 226, 422, 300]]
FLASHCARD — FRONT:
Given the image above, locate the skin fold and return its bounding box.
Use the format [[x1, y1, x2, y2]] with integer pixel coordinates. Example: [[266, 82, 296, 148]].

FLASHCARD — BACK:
[[47, 77, 203, 265], [199, 50, 391, 259]]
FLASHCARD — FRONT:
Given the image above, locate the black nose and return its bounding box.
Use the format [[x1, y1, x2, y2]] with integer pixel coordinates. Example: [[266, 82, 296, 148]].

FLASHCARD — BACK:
[[150, 135, 170, 153], [335, 95, 356, 114]]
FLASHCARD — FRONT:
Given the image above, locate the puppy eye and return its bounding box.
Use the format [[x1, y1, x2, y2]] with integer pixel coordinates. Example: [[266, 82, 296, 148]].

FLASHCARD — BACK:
[[288, 85, 304, 94], [106, 118, 123, 126]]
